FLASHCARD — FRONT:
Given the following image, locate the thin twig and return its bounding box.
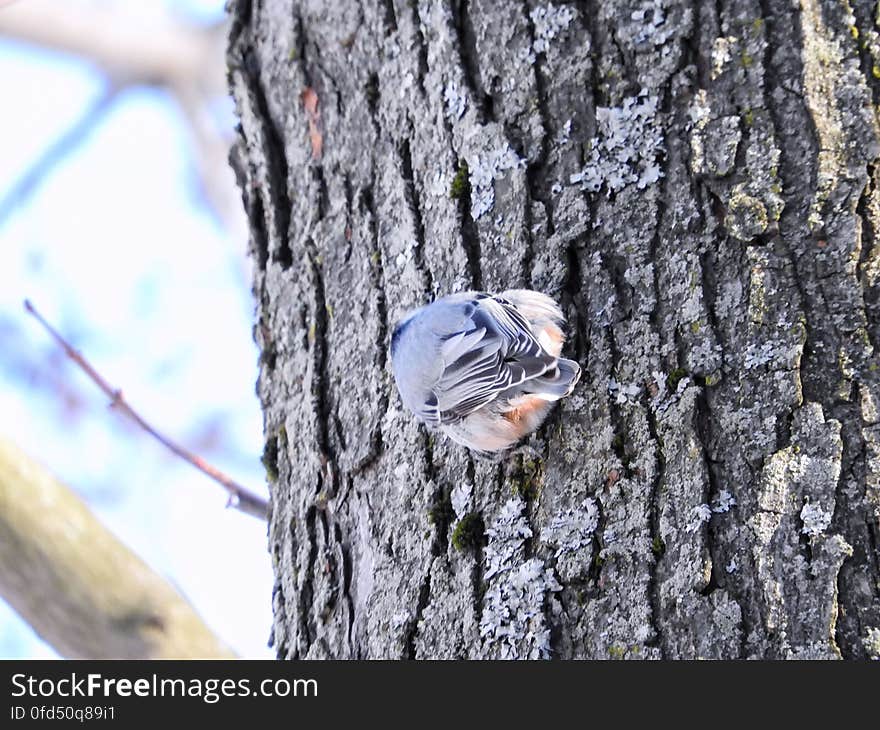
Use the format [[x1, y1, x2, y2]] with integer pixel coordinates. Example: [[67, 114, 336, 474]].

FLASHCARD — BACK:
[[24, 299, 268, 520]]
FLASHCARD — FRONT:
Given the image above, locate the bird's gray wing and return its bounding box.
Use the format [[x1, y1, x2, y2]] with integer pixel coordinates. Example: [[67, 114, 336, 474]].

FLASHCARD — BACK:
[[433, 295, 555, 423]]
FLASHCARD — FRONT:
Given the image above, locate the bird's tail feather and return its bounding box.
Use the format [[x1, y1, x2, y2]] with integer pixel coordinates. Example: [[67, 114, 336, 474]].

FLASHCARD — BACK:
[[518, 357, 581, 400]]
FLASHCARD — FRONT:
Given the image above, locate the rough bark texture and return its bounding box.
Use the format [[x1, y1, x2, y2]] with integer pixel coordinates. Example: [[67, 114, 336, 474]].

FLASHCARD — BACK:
[[227, 0, 880, 659]]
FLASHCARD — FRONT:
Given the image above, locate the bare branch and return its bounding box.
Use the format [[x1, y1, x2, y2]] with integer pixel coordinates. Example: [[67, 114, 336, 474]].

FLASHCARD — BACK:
[[0, 1, 248, 251], [24, 300, 269, 521]]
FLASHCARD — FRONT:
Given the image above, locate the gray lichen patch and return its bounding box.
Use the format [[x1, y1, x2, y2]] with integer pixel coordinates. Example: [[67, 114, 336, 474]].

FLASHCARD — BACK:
[[541, 498, 599, 582], [479, 498, 561, 658], [601, 0, 694, 89], [570, 93, 665, 195], [864, 627, 880, 659], [528, 3, 576, 58], [615, 0, 692, 49], [799, 500, 833, 536], [466, 144, 526, 220]]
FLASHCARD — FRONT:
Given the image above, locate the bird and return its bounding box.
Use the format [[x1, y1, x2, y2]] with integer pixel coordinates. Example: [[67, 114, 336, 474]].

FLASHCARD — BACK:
[[390, 289, 581, 454]]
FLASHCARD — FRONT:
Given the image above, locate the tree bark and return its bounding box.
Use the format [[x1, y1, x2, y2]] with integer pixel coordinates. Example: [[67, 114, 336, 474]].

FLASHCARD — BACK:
[[227, 0, 880, 659]]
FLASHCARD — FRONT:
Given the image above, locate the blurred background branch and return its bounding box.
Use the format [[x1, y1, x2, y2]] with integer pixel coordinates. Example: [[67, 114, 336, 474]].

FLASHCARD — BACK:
[[0, 0, 247, 241], [0, 437, 234, 658], [0, 85, 120, 225], [0, 0, 226, 89]]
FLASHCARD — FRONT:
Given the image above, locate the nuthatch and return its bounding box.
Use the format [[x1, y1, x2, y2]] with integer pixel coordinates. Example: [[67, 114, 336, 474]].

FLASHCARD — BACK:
[[390, 289, 581, 453]]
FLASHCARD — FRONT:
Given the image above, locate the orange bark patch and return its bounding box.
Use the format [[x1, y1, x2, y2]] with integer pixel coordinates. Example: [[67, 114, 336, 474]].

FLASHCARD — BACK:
[[300, 86, 323, 159]]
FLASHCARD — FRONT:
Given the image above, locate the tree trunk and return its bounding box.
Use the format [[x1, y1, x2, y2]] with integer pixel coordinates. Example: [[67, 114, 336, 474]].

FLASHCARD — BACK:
[[227, 0, 880, 659]]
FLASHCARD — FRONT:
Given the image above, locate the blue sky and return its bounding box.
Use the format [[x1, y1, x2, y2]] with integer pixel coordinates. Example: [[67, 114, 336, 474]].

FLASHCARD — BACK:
[[0, 1, 274, 658]]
